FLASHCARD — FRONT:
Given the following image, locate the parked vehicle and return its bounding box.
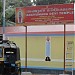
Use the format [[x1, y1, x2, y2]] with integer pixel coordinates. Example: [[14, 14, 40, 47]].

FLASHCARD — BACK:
[[0, 40, 21, 75]]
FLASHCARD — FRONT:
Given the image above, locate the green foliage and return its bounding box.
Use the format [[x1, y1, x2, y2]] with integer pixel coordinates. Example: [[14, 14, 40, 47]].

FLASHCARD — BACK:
[[6, 7, 15, 19], [0, 1, 2, 25], [0, 1, 2, 12], [35, 0, 66, 5]]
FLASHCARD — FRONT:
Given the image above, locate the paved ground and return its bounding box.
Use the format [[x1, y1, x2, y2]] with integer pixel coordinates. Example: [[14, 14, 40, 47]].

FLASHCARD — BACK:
[[21, 72, 70, 75], [21, 72, 55, 75]]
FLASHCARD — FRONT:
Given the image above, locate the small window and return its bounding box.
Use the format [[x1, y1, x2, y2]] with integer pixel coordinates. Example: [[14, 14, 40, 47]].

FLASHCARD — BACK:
[[0, 48, 3, 58]]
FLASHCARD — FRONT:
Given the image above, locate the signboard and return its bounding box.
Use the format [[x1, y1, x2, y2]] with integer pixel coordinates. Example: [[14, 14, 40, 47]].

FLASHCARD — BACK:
[[15, 4, 74, 26]]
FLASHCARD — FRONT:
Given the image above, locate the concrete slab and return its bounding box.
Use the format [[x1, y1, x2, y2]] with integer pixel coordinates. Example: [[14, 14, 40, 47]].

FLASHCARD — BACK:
[[32, 74, 55, 75], [21, 72, 32, 75], [59, 74, 69, 75]]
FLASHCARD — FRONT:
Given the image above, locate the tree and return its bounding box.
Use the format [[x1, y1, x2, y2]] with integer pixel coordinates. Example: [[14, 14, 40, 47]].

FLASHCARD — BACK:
[[0, 1, 2, 25], [5, 7, 15, 20], [34, 0, 67, 5], [0, 1, 2, 12]]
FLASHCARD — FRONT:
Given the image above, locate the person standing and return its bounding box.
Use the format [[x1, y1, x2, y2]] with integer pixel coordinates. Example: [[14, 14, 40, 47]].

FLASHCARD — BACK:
[[45, 36, 51, 61]]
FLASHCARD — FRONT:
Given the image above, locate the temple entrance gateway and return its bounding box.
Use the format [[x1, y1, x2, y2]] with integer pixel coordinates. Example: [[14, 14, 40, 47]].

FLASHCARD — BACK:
[[15, 3, 74, 75]]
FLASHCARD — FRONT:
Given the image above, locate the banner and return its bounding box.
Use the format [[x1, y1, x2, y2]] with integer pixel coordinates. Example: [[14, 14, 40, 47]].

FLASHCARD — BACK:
[[15, 4, 74, 26]]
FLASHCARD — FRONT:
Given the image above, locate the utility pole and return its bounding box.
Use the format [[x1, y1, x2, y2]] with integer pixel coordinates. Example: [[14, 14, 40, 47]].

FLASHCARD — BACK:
[[2, 0, 6, 40], [3, 0, 6, 34]]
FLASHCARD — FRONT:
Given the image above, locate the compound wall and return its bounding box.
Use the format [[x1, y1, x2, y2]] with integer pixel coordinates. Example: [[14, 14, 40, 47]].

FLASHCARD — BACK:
[[7, 32, 75, 70]]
